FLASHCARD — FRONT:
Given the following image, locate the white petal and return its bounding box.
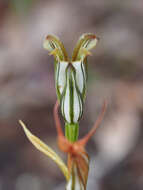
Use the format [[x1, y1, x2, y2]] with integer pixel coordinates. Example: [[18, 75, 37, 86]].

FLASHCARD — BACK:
[[56, 61, 69, 94], [61, 74, 71, 123]]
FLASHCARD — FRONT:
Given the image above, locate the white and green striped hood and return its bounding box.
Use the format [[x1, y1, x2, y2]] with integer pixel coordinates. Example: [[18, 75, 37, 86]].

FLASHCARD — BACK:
[[56, 61, 87, 124], [43, 33, 98, 125]]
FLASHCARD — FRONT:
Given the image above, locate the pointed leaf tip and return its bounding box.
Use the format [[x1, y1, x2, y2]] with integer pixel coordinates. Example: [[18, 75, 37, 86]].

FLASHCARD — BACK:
[[19, 120, 70, 180]]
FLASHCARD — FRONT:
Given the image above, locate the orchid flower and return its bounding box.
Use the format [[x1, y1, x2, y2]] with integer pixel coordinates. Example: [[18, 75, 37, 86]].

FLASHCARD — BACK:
[[19, 34, 107, 190], [43, 34, 99, 142]]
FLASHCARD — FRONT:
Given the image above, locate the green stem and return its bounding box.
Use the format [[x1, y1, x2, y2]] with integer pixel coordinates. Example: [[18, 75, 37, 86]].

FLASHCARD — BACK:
[[65, 123, 79, 142]]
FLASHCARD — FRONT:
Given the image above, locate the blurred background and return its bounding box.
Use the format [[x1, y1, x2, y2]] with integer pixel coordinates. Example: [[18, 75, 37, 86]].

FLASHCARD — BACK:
[[0, 0, 143, 189]]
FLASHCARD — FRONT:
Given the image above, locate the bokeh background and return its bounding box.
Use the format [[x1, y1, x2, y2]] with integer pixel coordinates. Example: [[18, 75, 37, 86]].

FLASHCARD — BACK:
[[0, 0, 143, 189]]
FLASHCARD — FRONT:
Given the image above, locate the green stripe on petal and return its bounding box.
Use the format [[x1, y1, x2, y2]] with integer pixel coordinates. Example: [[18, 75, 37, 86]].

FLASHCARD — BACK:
[[61, 65, 83, 124], [61, 67, 71, 123], [72, 71, 83, 123], [72, 61, 87, 100], [55, 61, 69, 99]]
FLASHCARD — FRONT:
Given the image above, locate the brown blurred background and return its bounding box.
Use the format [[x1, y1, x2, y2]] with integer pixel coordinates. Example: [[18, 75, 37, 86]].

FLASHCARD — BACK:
[[0, 0, 143, 189]]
